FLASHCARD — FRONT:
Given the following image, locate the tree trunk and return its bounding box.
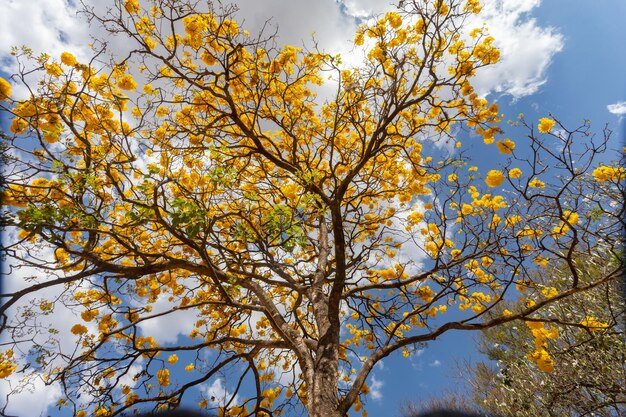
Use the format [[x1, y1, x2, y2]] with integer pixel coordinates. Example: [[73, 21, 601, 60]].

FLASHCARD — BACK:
[[306, 329, 344, 417], [307, 356, 343, 417]]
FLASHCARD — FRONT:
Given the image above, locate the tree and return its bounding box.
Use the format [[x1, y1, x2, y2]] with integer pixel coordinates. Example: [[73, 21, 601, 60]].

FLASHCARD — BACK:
[[403, 250, 626, 417], [468, 249, 626, 417], [0, 0, 624, 416]]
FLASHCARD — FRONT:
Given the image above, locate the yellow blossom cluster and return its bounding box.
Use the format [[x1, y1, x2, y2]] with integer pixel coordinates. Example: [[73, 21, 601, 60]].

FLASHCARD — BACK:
[[508, 167, 522, 179], [60, 51, 78, 66], [526, 321, 558, 372], [71, 324, 88, 335], [0, 350, 18, 379], [516, 226, 543, 239], [156, 368, 170, 386], [124, 0, 140, 14], [464, 0, 482, 13], [528, 178, 545, 189], [496, 138, 515, 154], [592, 165, 626, 182], [552, 210, 579, 236], [537, 117, 555, 133], [485, 170, 504, 188], [0, 76, 11, 100], [580, 316, 609, 331]]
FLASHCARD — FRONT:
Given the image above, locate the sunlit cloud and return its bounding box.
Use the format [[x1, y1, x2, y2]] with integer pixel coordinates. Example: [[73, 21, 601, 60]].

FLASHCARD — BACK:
[[607, 101, 626, 116]]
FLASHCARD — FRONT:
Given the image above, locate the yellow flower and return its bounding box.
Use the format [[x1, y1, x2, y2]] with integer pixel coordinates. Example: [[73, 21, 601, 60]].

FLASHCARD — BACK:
[[528, 178, 545, 189], [60, 52, 77, 66], [185, 363, 195, 372], [124, 0, 141, 14], [541, 286, 558, 298], [117, 74, 137, 91], [0, 76, 11, 100], [562, 210, 578, 225], [461, 203, 473, 216], [447, 173, 457, 182], [465, 0, 482, 14], [529, 349, 554, 372], [0, 350, 18, 379], [354, 30, 365, 46], [508, 168, 522, 178], [95, 406, 110, 417], [159, 66, 173, 77], [167, 354, 178, 364], [537, 117, 555, 133], [496, 138, 515, 154], [156, 368, 170, 386], [70, 324, 88, 335], [592, 165, 626, 182], [485, 170, 504, 188], [81, 309, 99, 322], [45, 63, 64, 77], [580, 316, 608, 331], [386, 11, 403, 29]]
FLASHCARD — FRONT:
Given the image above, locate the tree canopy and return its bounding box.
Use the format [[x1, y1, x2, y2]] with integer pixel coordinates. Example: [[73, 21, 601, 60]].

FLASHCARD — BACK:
[[0, 0, 624, 416], [470, 249, 626, 417], [403, 250, 626, 417]]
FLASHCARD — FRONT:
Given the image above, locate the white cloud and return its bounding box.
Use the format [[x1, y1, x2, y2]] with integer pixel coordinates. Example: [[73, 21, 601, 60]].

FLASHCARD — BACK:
[[369, 376, 384, 401], [117, 363, 145, 390], [0, 0, 93, 98], [607, 101, 626, 116], [0, 0, 90, 60], [429, 359, 442, 367], [233, 0, 357, 52], [0, 241, 66, 416], [205, 378, 241, 407], [340, 0, 397, 19], [134, 294, 198, 345], [468, 0, 564, 98], [0, 372, 62, 417]]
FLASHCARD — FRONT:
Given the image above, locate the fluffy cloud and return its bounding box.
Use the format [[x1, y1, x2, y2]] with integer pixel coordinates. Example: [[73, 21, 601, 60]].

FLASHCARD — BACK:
[[134, 294, 198, 345], [339, 0, 396, 19], [0, 244, 68, 416], [0, 372, 62, 417], [205, 378, 241, 407], [233, 0, 357, 52], [607, 101, 626, 116], [468, 0, 563, 98], [0, 0, 92, 69], [369, 376, 384, 401], [0, 0, 563, 100]]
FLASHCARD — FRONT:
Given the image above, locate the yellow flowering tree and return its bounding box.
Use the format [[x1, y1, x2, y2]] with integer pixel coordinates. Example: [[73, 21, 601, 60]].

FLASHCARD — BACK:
[[0, 1, 623, 417], [467, 249, 626, 417]]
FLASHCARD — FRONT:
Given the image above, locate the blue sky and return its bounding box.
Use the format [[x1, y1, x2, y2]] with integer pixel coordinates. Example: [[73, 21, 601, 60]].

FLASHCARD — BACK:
[[1, 1, 624, 416]]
